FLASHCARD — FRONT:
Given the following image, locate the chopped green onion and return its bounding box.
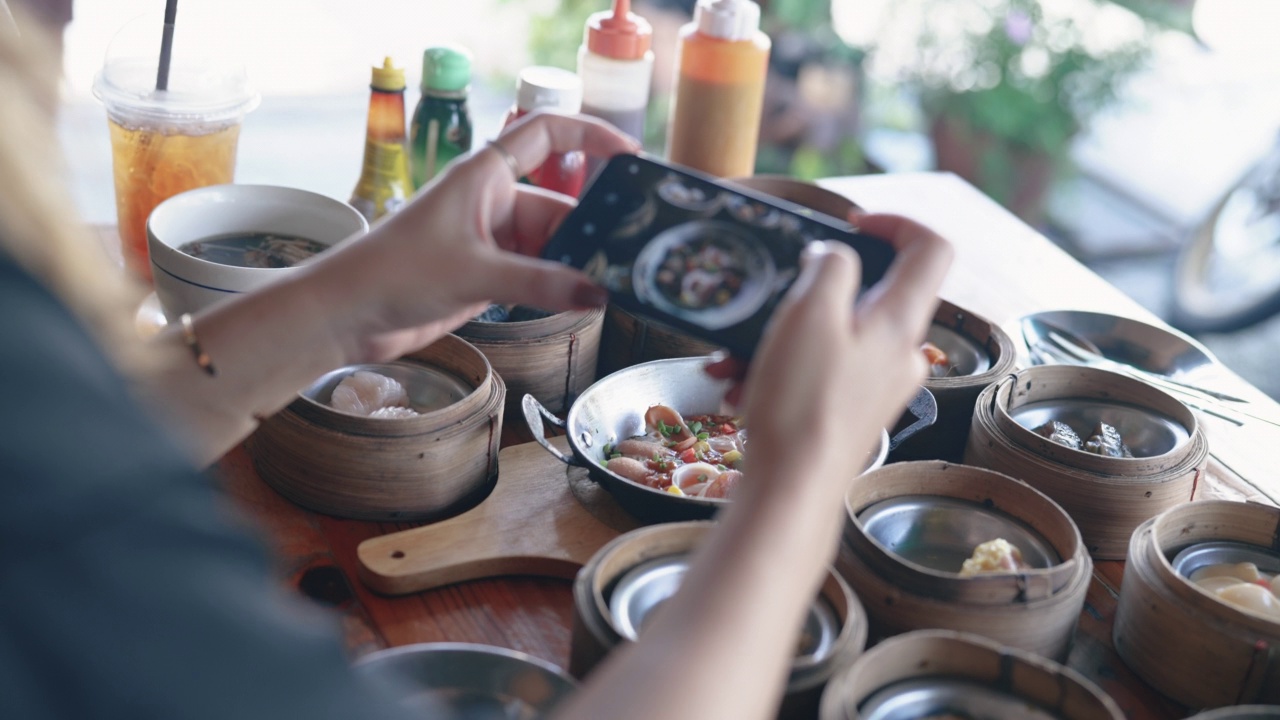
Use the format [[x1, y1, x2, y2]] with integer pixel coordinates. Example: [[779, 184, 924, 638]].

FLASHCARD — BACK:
[[717, 464, 728, 471], [609, 453, 622, 460], [696, 432, 709, 441], [689, 421, 703, 434], [698, 474, 708, 482], [602, 443, 613, 457]]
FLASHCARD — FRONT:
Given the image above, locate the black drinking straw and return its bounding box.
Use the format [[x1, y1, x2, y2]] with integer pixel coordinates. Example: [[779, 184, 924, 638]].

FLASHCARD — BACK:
[[155, 0, 178, 91]]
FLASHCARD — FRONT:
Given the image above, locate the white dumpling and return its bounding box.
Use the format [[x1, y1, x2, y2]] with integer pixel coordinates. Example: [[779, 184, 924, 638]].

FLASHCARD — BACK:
[[1215, 582, 1280, 619], [330, 371, 411, 416], [1195, 576, 1247, 594]]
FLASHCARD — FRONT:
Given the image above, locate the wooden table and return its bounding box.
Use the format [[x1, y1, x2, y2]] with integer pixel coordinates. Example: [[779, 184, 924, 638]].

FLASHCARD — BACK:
[[198, 172, 1279, 719]]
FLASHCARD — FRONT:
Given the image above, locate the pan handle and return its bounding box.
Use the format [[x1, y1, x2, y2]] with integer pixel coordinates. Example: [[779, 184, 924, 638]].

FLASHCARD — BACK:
[[888, 386, 938, 452], [521, 394, 585, 467]]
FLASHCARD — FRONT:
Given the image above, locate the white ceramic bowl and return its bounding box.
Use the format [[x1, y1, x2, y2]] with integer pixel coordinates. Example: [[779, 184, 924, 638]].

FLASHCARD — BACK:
[[147, 184, 367, 320]]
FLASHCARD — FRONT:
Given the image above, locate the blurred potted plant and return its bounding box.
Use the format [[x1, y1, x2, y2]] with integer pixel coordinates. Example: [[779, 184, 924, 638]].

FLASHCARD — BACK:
[[863, 0, 1187, 222]]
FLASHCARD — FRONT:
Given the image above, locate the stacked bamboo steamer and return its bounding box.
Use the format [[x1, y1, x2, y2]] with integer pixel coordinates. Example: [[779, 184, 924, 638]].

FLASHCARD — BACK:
[[837, 461, 1090, 660], [818, 630, 1124, 719], [893, 299, 1017, 462], [571, 522, 867, 720], [456, 308, 603, 417], [1114, 500, 1280, 708], [964, 365, 1207, 558], [248, 334, 504, 521]]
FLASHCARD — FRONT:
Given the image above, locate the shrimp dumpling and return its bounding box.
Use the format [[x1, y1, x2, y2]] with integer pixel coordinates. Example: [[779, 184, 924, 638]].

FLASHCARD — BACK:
[[331, 370, 412, 417], [1215, 583, 1280, 620]]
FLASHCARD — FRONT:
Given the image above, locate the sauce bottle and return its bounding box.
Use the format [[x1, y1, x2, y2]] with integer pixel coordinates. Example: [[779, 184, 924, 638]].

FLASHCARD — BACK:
[[409, 46, 473, 189], [577, 0, 653, 144], [507, 66, 587, 197], [666, 0, 771, 178], [350, 57, 413, 221]]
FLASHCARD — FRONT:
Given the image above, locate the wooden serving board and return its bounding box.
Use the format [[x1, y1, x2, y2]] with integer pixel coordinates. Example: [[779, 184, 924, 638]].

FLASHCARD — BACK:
[[357, 437, 641, 595]]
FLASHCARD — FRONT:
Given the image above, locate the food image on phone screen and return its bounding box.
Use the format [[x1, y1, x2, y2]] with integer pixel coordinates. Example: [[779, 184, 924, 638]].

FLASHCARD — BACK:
[[542, 154, 895, 358]]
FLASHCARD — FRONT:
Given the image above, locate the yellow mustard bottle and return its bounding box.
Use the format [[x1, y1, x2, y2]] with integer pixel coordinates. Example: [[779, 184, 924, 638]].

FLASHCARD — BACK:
[[666, 0, 771, 178], [350, 57, 413, 221]]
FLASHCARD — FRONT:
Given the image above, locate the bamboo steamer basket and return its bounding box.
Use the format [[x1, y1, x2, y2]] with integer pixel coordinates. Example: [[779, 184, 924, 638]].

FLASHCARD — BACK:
[[837, 461, 1090, 660], [597, 176, 860, 376], [248, 334, 505, 521], [571, 522, 868, 720], [1114, 500, 1280, 708], [818, 629, 1124, 720], [1187, 708, 1280, 719], [964, 365, 1208, 559], [456, 307, 603, 416], [596, 304, 718, 377], [892, 300, 1017, 462]]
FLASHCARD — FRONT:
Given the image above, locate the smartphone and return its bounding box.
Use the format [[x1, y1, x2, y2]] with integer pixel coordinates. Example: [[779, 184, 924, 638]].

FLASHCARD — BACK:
[[541, 154, 897, 358]]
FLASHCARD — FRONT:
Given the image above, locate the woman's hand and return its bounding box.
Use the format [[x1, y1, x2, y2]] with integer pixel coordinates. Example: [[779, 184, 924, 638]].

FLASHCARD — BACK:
[[305, 111, 640, 365], [707, 213, 953, 505]]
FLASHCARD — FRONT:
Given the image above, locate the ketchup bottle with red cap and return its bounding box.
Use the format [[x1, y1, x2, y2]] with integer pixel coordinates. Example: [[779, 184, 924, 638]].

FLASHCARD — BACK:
[[504, 67, 587, 197], [577, 0, 654, 144]]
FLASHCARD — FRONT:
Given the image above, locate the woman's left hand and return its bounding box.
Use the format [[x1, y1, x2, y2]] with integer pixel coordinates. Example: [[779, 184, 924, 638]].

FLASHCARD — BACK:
[[305, 111, 639, 365]]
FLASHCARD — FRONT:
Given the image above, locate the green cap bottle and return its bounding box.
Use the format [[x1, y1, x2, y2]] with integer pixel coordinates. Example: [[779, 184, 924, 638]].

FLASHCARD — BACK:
[[422, 46, 472, 94]]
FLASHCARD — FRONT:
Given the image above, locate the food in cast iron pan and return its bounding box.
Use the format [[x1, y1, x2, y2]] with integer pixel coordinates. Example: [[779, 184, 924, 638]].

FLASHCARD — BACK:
[[604, 404, 746, 500]]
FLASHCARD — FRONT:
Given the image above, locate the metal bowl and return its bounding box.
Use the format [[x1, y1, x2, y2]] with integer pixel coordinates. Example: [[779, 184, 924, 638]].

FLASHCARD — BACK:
[[857, 496, 1061, 574], [926, 323, 991, 378], [632, 220, 778, 331], [1171, 540, 1280, 579], [301, 360, 473, 416], [353, 642, 576, 719], [1010, 398, 1190, 459], [524, 358, 936, 523], [1020, 310, 1216, 378], [858, 678, 1063, 720], [607, 555, 840, 666]]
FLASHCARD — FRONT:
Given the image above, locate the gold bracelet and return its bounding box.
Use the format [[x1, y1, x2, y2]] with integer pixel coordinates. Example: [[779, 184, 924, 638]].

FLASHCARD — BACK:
[[179, 313, 217, 377]]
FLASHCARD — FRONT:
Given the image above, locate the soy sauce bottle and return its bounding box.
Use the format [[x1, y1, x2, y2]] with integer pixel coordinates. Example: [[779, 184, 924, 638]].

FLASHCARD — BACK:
[[409, 46, 473, 189], [351, 57, 413, 221]]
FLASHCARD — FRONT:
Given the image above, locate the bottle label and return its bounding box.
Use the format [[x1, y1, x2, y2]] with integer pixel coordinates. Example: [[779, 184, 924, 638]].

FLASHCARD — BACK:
[[354, 139, 412, 220]]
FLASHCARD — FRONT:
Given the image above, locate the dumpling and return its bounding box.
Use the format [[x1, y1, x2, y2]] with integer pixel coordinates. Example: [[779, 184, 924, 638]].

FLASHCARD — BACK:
[[960, 539, 1028, 576], [1215, 583, 1280, 620], [330, 370, 412, 417], [1033, 421, 1082, 451], [1083, 422, 1133, 458]]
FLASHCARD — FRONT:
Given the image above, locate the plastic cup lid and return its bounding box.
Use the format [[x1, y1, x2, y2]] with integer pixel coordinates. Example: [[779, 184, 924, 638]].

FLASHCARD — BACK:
[[92, 14, 259, 126]]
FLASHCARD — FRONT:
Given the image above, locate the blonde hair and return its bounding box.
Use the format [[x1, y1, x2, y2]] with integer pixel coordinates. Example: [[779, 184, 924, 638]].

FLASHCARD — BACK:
[[0, 6, 142, 364]]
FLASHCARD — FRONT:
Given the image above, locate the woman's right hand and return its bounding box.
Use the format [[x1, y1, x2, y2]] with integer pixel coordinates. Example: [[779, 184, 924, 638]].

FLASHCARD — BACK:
[[709, 214, 953, 506]]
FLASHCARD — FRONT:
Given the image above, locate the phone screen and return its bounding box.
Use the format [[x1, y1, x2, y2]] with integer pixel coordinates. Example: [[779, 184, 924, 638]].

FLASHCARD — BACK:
[[541, 154, 896, 358]]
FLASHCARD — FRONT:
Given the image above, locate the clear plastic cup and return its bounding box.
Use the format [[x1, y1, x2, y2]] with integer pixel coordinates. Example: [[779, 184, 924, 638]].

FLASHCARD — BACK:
[[93, 17, 258, 281]]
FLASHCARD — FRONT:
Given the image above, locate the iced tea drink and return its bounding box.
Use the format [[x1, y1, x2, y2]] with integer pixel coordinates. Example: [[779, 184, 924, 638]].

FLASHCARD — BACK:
[[108, 118, 241, 281]]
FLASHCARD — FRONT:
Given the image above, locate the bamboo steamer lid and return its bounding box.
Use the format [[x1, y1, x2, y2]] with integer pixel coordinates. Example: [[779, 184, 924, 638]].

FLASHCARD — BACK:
[[818, 629, 1123, 720], [456, 307, 604, 416], [964, 365, 1208, 559], [1114, 500, 1280, 708], [571, 522, 868, 720], [248, 334, 504, 521], [893, 299, 1017, 463], [837, 461, 1090, 660]]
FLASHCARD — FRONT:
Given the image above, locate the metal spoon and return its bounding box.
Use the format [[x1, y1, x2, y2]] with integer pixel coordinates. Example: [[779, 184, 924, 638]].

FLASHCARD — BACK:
[[1021, 317, 1249, 403]]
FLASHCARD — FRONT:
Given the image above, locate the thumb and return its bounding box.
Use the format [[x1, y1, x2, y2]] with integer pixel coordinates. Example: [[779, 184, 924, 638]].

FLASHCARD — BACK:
[[472, 251, 610, 312]]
